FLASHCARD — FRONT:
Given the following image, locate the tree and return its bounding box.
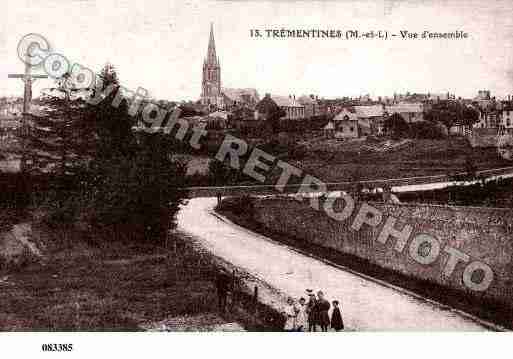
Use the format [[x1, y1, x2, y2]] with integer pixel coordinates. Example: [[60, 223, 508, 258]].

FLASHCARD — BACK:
[[99, 63, 119, 91], [255, 95, 286, 133], [24, 75, 97, 178], [85, 65, 187, 241], [409, 121, 446, 139], [461, 106, 480, 127], [384, 113, 409, 138], [424, 101, 478, 132], [31, 63, 188, 242]]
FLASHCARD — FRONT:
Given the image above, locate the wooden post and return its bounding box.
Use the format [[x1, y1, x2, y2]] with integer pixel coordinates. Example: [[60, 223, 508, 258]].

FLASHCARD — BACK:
[[231, 270, 237, 306], [253, 285, 258, 314]]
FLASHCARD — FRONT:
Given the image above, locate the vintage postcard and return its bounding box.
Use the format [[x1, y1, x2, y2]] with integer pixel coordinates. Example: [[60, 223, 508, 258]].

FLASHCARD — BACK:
[[1, 0, 513, 356]]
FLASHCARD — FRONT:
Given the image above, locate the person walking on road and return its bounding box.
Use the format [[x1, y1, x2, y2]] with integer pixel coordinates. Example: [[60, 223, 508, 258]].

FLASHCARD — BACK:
[[330, 300, 344, 332], [316, 291, 331, 332]]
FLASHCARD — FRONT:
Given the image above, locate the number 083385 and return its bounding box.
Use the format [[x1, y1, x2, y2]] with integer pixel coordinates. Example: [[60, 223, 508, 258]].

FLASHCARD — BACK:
[[41, 344, 73, 352]]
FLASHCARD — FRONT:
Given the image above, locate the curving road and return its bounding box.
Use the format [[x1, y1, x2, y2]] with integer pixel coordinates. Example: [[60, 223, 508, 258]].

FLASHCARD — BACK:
[[177, 198, 499, 331]]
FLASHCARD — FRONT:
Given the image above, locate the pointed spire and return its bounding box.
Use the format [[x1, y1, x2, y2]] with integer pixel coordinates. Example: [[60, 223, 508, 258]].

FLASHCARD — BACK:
[[207, 22, 217, 65]]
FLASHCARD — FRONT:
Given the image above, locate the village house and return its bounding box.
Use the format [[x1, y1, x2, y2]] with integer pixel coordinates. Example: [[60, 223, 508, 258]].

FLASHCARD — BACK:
[[203, 110, 230, 130], [499, 104, 513, 134], [269, 95, 305, 120], [473, 108, 502, 129], [385, 103, 424, 123], [297, 95, 323, 118], [331, 108, 359, 139], [323, 120, 335, 138], [354, 105, 386, 136], [221, 88, 259, 111]]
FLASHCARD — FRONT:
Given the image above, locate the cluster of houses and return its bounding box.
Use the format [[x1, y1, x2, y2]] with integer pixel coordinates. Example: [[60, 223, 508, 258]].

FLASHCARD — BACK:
[[470, 91, 513, 134], [2, 88, 512, 144], [322, 103, 425, 139], [192, 89, 513, 140]]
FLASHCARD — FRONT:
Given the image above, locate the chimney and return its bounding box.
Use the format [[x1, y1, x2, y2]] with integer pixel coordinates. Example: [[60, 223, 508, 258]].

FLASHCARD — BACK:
[[293, 95, 296, 100]]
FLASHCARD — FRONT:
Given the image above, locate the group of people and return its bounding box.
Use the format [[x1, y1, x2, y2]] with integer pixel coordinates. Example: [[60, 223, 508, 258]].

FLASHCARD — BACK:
[[284, 289, 344, 332]]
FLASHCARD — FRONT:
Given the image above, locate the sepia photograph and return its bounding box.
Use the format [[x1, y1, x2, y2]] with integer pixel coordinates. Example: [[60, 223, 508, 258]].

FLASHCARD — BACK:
[[1, 0, 513, 356]]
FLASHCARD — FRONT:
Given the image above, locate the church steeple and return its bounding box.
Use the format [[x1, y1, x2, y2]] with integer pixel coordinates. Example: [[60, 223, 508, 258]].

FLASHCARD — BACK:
[[201, 22, 222, 108], [207, 22, 217, 65]]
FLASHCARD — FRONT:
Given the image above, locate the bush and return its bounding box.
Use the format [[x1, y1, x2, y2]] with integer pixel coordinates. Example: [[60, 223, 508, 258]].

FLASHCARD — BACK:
[[384, 113, 409, 138], [409, 121, 447, 139], [218, 195, 255, 214]]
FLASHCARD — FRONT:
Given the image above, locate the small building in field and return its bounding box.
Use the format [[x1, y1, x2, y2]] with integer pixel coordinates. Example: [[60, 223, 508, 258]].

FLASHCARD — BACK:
[[333, 108, 359, 139]]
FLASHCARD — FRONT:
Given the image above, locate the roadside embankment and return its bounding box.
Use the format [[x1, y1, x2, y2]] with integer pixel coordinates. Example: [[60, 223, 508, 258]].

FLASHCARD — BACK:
[[0, 214, 285, 331]]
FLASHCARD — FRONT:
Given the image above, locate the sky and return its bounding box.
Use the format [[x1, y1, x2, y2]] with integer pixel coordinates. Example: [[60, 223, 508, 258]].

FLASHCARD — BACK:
[[1, 0, 513, 101]]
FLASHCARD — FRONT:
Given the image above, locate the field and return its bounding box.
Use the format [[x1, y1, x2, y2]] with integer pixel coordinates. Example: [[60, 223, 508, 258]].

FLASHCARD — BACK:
[[292, 137, 512, 182]]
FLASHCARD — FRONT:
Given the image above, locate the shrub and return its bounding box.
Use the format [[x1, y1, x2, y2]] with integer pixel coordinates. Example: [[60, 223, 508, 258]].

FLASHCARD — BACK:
[[409, 121, 447, 139]]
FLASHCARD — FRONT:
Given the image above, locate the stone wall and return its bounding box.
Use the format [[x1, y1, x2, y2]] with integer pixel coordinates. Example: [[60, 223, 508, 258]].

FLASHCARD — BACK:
[[253, 197, 513, 304]]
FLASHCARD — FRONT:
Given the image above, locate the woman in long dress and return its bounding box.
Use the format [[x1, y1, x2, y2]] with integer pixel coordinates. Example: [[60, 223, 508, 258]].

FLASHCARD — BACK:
[[330, 300, 344, 331]]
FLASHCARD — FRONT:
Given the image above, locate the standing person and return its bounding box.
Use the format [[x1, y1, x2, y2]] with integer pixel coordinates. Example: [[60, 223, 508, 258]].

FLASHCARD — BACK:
[[284, 297, 298, 332], [306, 289, 318, 332], [316, 291, 331, 332], [296, 297, 308, 332], [215, 270, 231, 314], [330, 300, 344, 332]]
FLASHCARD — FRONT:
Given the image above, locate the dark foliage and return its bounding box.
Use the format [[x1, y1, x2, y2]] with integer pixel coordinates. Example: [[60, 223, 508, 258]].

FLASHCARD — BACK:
[[409, 121, 447, 139], [384, 113, 409, 139], [424, 101, 479, 131], [20, 64, 188, 241], [399, 177, 513, 208]]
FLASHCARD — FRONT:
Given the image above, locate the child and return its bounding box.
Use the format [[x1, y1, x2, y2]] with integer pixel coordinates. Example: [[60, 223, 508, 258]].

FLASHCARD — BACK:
[[296, 297, 308, 332], [283, 297, 298, 331], [330, 300, 344, 331]]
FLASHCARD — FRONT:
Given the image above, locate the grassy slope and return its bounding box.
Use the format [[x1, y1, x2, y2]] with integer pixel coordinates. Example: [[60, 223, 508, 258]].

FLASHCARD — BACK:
[[295, 138, 511, 182], [0, 224, 222, 331]]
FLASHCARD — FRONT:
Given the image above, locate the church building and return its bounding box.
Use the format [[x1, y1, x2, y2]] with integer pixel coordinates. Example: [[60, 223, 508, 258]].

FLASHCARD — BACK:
[[200, 23, 223, 108]]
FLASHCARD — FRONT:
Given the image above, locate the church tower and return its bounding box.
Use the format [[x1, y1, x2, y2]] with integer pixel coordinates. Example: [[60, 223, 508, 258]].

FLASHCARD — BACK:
[[201, 23, 222, 108]]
